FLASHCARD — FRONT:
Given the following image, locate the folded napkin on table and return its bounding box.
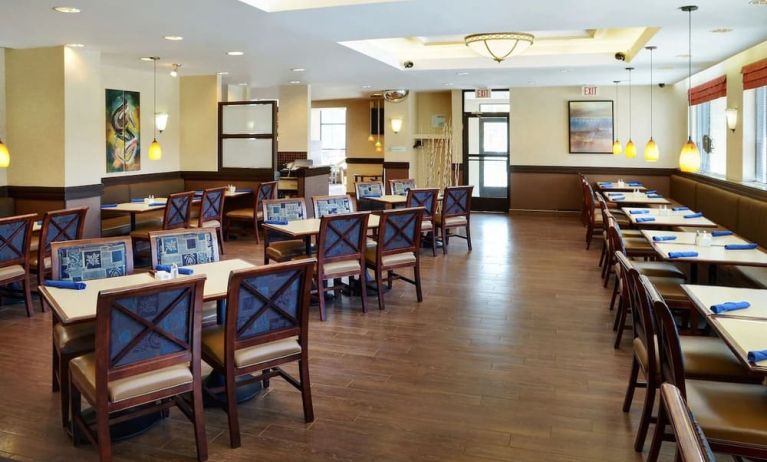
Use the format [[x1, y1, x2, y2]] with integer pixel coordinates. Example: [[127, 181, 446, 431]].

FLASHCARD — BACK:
[[599, 182, 613, 186], [44, 280, 86, 290], [684, 212, 704, 219], [636, 217, 656, 223], [672, 207, 690, 212], [747, 350, 767, 363], [710, 301, 751, 314], [645, 190, 657, 194], [627, 182, 642, 186], [131, 198, 146, 203], [101, 203, 118, 208], [668, 251, 698, 258], [725, 243, 758, 250], [155, 265, 194, 275], [647, 194, 663, 199], [712, 230, 734, 237], [264, 219, 289, 225], [630, 210, 649, 214], [653, 235, 677, 242], [609, 195, 625, 200], [147, 202, 165, 207]]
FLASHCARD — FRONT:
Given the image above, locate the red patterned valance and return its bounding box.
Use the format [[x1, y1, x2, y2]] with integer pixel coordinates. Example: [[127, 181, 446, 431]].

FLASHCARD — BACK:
[[688, 75, 726, 106], [743, 58, 767, 91]]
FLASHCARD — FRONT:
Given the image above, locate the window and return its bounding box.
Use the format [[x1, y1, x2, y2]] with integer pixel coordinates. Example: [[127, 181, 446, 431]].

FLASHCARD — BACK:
[[311, 107, 346, 166], [691, 97, 727, 176], [756, 86, 767, 183]]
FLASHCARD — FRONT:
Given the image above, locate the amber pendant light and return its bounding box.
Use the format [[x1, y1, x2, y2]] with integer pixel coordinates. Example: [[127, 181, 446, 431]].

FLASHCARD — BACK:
[[678, 5, 701, 172]]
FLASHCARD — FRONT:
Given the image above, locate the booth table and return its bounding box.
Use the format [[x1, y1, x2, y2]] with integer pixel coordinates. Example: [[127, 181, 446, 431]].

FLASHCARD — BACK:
[[622, 207, 718, 229]]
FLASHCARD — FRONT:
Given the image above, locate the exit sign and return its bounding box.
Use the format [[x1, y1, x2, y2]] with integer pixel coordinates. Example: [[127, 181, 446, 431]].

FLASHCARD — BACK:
[[475, 88, 492, 98], [582, 86, 599, 97]]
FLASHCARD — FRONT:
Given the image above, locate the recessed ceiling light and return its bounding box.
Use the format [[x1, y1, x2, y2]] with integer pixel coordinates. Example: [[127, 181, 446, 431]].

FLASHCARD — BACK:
[[361, 85, 372, 89], [289, 80, 301, 84], [456, 72, 470, 76], [711, 28, 733, 33], [217, 71, 229, 75], [66, 43, 85, 48], [140, 57, 155, 61], [164, 35, 184, 41], [227, 51, 244, 56], [291, 68, 305, 72], [53, 6, 80, 13]]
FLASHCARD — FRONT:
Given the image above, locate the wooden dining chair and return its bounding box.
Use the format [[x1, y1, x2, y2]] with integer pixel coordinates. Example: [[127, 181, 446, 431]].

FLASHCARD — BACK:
[[31, 207, 88, 291], [225, 180, 277, 243], [658, 383, 716, 462], [647, 283, 767, 462], [365, 207, 424, 311], [263, 198, 309, 264], [315, 212, 370, 320], [434, 185, 472, 255], [148, 229, 220, 326], [355, 181, 384, 201], [201, 259, 315, 448], [312, 194, 355, 218], [131, 191, 195, 247], [0, 214, 36, 317], [190, 187, 226, 254], [49, 237, 134, 427], [69, 276, 208, 462], [388, 178, 416, 196], [406, 188, 439, 256]]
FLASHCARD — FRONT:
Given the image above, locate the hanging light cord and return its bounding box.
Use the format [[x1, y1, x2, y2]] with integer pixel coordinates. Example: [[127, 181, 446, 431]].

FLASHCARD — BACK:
[[649, 49, 653, 138], [614, 81, 620, 138], [153, 58, 157, 139], [628, 68, 632, 140], [687, 8, 692, 137]]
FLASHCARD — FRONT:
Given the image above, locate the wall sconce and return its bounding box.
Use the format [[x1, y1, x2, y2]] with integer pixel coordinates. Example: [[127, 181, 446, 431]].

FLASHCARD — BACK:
[[390, 117, 403, 134], [155, 112, 169, 133], [726, 107, 738, 132]]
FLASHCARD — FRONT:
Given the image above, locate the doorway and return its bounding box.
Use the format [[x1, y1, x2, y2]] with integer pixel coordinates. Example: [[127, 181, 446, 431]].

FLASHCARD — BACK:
[[463, 112, 510, 212]]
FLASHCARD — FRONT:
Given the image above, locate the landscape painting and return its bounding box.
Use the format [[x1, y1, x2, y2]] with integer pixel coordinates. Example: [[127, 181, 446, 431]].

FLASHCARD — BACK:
[[106, 89, 141, 172], [568, 100, 613, 154]]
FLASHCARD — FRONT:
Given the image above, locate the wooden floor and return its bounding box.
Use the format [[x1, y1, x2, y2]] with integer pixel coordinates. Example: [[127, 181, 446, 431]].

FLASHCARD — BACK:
[[0, 213, 679, 461]]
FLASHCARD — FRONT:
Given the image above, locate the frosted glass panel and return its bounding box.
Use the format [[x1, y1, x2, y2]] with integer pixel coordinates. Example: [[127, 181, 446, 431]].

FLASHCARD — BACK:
[[222, 138, 273, 168], [222, 104, 273, 134]]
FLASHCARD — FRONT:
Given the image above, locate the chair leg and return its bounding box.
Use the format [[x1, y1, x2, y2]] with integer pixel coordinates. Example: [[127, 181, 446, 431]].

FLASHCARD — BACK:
[[262, 368, 271, 389], [70, 381, 82, 446], [96, 406, 112, 462], [612, 298, 624, 331], [359, 272, 368, 313], [253, 219, 261, 244], [375, 269, 385, 311], [414, 265, 423, 303], [224, 373, 241, 448], [298, 357, 315, 423], [586, 224, 593, 249], [191, 382, 209, 462], [598, 243, 606, 268], [22, 276, 34, 317], [333, 278, 342, 298], [60, 353, 71, 427], [608, 278, 619, 311], [430, 230, 437, 256], [613, 302, 629, 349], [622, 356, 640, 412], [318, 278, 327, 321], [646, 404, 667, 462], [465, 224, 472, 251], [223, 217, 230, 241], [217, 227, 225, 255], [634, 380, 657, 452], [441, 226, 448, 255], [386, 271, 393, 289], [52, 343, 60, 392]]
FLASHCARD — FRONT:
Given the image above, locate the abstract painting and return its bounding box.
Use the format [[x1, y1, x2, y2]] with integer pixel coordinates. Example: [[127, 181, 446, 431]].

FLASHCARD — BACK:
[[568, 100, 613, 154], [106, 89, 141, 172]]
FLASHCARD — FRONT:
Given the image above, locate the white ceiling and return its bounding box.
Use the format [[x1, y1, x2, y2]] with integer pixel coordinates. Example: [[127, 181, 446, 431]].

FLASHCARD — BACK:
[[1, 0, 766, 99]]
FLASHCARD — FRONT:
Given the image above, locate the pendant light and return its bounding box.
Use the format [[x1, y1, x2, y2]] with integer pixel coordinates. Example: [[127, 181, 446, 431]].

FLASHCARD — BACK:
[[0, 138, 10, 168], [679, 5, 701, 173], [148, 57, 162, 161], [367, 99, 375, 142], [374, 98, 383, 152], [624, 67, 636, 158], [644, 46, 660, 162], [612, 80, 623, 155]]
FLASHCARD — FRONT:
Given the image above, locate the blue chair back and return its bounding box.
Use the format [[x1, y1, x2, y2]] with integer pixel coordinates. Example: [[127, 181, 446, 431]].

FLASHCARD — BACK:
[[318, 212, 369, 261], [39, 207, 87, 256], [0, 214, 35, 267], [51, 237, 133, 281], [442, 185, 473, 218], [378, 207, 423, 253], [163, 192, 195, 229], [199, 187, 226, 225], [356, 182, 384, 199], [262, 198, 307, 223], [389, 179, 416, 196], [255, 181, 278, 214], [313, 195, 355, 218], [149, 229, 219, 268], [406, 188, 438, 220]]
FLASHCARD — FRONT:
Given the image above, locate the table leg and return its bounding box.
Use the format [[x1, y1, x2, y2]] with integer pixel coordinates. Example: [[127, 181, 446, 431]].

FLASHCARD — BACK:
[[304, 236, 312, 256], [130, 213, 136, 232]]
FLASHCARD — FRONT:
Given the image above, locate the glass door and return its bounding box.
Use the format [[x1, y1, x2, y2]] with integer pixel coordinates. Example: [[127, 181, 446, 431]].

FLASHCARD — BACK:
[[463, 113, 509, 211]]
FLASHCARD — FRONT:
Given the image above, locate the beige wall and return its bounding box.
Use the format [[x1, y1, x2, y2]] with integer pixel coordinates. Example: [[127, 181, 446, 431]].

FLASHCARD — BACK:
[[101, 63, 181, 177], [278, 84, 311, 152], [6, 47, 66, 187], [180, 75, 220, 172], [509, 85, 686, 168], [416, 91, 452, 135], [64, 47, 102, 187], [313, 98, 381, 158], [0, 48, 7, 186]]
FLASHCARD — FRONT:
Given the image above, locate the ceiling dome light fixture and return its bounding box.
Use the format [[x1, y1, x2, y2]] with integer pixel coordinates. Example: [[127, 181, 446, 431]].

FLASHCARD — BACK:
[[625, 67, 636, 159], [53, 6, 80, 13], [227, 51, 244, 56], [679, 5, 701, 173], [644, 46, 660, 162], [163, 35, 183, 41], [383, 89, 409, 103], [465, 32, 534, 63], [612, 80, 623, 155]]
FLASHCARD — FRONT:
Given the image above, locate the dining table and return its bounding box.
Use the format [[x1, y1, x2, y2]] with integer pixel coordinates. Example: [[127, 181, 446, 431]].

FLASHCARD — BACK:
[[621, 207, 718, 229], [262, 214, 381, 255], [604, 191, 671, 206], [597, 181, 647, 192]]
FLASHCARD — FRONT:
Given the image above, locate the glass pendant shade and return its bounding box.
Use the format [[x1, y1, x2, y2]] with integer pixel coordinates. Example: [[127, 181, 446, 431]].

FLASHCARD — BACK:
[[0, 140, 10, 168], [374, 139, 382, 148], [465, 33, 534, 63], [612, 139, 623, 155], [644, 138, 659, 162], [368, 134, 375, 142], [148, 138, 163, 161], [679, 137, 701, 172], [375, 145, 382, 153], [625, 140, 637, 159]]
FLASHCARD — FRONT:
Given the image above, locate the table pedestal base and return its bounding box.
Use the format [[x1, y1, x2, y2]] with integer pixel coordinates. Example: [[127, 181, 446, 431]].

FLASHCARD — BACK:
[[75, 406, 164, 442], [203, 372, 263, 407]]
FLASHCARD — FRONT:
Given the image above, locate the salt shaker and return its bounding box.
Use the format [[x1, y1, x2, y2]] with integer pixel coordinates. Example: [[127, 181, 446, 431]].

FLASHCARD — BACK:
[[170, 263, 179, 279]]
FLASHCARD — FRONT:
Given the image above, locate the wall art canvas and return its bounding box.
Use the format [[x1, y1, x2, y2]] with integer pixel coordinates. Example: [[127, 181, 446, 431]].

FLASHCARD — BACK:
[[568, 100, 613, 154], [106, 89, 141, 172]]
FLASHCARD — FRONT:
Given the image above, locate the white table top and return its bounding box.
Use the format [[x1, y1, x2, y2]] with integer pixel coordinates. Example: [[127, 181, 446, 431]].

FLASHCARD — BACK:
[[640, 230, 748, 247], [682, 284, 767, 319], [262, 214, 380, 238], [597, 182, 647, 192], [41, 258, 255, 324], [604, 192, 670, 205], [102, 200, 167, 213], [652, 243, 767, 266], [622, 207, 718, 228], [707, 317, 767, 372], [367, 195, 407, 205], [33, 222, 41, 232]]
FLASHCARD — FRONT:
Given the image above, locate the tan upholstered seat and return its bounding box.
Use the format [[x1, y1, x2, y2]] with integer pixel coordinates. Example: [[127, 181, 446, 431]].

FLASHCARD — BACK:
[[685, 379, 767, 446], [226, 209, 263, 220], [620, 229, 643, 237], [596, 213, 631, 227], [435, 215, 467, 227], [421, 220, 433, 231], [635, 335, 752, 380], [201, 327, 301, 368], [190, 220, 221, 229], [70, 353, 192, 403], [634, 261, 686, 279], [647, 276, 689, 303], [734, 266, 767, 289], [266, 240, 306, 261], [0, 265, 26, 281], [322, 259, 361, 276], [53, 322, 95, 354], [365, 247, 417, 267], [29, 255, 51, 270], [624, 237, 655, 252]]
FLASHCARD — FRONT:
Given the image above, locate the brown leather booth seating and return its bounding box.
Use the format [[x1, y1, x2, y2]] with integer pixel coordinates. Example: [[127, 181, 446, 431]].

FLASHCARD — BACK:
[[101, 178, 186, 236], [670, 174, 767, 287]]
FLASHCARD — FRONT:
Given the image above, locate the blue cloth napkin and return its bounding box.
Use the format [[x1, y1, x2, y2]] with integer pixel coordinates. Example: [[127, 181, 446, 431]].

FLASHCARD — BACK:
[[44, 280, 86, 290], [627, 182, 642, 186], [629, 210, 649, 215], [725, 243, 758, 250], [645, 190, 657, 194], [684, 212, 704, 219], [236, 188, 253, 193], [748, 350, 767, 363], [668, 251, 698, 258], [155, 265, 194, 275], [653, 235, 677, 242], [712, 230, 734, 237], [672, 207, 690, 212], [599, 182, 613, 186], [710, 301, 751, 314], [101, 203, 118, 208], [647, 194, 662, 199], [147, 202, 165, 207], [194, 190, 204, 196], [264, 219, 289, 225], [609, 195, 626, 200], [635, 217, 656, 223], [131, 198, 146, 203]]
